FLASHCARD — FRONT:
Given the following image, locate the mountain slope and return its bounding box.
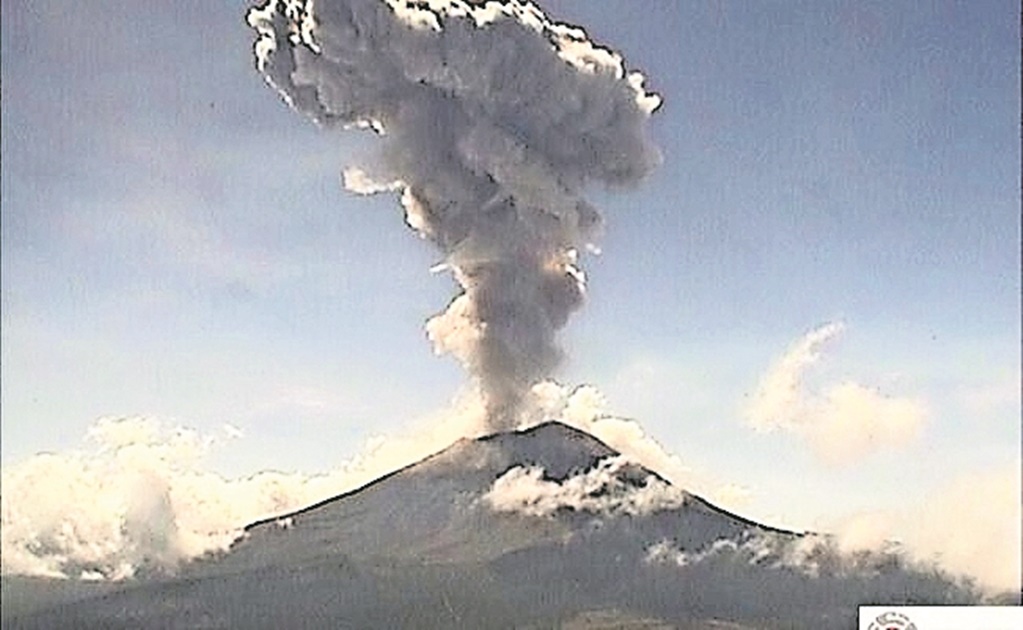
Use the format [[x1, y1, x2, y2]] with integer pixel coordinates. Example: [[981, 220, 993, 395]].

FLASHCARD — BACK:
[[4, 422, 979, 629], [223, 422, 779, 569]]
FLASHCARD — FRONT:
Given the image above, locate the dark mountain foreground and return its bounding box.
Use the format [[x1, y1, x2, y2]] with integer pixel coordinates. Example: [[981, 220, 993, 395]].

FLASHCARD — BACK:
[[2, 422, 983, 629]]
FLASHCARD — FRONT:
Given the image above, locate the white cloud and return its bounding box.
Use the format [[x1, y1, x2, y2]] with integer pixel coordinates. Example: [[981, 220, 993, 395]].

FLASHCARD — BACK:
[[341, 167, 403, 196], [0, 394, 490, 581], [744, 322, 846, 433], [647, 536, 789, 571], [830, 463, 1021, 594], [1, 380, 727, 581], [517, 381, 752, 513], [743, 323, 927, 464], [4, 384, 1013, 596], [483, 456, 687, 518], [521, 383, 696, 488], [645, 532, 918, 582]]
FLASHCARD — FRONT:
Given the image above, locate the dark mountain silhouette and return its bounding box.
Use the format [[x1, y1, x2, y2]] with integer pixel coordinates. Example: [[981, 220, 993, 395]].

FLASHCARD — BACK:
[[2, 422, 979, 629]]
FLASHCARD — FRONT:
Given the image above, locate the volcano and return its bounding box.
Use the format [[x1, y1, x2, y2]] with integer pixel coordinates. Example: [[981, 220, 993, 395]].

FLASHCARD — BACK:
[[2, 422, 978, 629]]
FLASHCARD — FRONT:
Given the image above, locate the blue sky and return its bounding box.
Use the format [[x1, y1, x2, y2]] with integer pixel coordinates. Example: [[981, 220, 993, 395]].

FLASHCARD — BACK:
[[2, 0, 1019, 583]]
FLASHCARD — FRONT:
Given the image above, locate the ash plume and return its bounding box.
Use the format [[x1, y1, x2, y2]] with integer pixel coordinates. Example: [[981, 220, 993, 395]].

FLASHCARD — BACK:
[[246, 0, 661, 429]]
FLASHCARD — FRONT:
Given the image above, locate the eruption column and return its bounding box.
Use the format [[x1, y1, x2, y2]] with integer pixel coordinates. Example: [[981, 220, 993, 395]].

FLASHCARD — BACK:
[[247, 0, 660, 428]]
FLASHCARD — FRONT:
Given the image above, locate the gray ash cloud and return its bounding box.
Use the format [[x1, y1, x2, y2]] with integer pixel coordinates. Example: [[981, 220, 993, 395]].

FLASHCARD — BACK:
[[247, 0, 660, 428]]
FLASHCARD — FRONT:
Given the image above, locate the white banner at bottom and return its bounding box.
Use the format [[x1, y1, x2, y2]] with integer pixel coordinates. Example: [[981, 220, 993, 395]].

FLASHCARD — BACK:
[[859, 605, 1023, 629]]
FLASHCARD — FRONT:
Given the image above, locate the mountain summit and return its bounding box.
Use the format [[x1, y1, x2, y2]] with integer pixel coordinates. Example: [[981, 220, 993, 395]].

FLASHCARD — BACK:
[[224, 421, 786, 572], [4, 422, 979, 629]]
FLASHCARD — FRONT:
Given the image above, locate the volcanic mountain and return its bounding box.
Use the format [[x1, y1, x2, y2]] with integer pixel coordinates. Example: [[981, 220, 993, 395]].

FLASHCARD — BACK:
[[3, 422, 978, 629]]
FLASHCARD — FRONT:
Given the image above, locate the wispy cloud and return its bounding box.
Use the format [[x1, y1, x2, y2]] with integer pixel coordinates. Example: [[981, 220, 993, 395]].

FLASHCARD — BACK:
[[743, 322, 927, 465]]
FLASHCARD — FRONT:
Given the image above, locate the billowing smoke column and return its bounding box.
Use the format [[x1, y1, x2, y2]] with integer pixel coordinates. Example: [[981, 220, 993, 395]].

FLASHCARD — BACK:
[[247, 0, 660, 428]]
